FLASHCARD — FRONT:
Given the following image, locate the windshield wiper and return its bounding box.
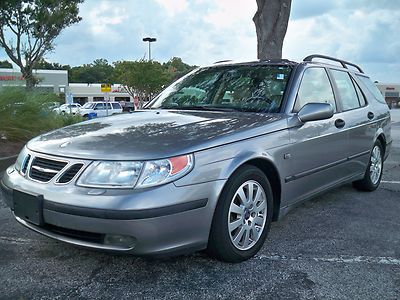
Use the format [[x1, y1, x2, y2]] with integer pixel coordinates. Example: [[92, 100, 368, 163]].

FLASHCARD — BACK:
[[160, 105, 239, 112]]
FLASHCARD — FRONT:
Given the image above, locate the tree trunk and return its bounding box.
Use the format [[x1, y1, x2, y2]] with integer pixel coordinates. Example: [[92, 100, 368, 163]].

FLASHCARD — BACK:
[[21, 67, 36, 89], [253, 0, 292, 60]]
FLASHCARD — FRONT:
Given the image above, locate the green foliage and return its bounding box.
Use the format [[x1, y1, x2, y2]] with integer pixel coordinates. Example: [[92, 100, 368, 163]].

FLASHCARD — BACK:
[[0, 87, 82, 142], [0, 0, 84, 88], [34, 58, 70, 70], [114, 60, 170, 104], [69, 58, 114, 84], [0, 60, 12, 68], [163, 57, 197, 82]]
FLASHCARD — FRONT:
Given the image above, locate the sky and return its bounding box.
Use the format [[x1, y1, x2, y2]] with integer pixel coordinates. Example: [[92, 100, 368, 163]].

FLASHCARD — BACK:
[[1, 0, 400, 82]]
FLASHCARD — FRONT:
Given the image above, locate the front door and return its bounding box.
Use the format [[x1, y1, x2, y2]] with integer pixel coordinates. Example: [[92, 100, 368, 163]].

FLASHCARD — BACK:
[[284, 67, 350, 205]]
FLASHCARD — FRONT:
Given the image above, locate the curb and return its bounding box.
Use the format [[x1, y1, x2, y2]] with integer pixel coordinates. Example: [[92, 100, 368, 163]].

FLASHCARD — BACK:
[[0, 155, 17, 173]]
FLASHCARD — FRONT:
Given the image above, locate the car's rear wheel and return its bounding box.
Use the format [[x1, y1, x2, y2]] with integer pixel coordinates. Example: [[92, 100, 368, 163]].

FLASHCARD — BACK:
[[207, 165, 273, 262], [353, 140, 384, 191]]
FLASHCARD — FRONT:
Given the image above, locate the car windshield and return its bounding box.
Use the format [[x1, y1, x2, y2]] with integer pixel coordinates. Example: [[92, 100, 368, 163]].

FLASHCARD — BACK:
[[82, 103, 95, 109], [148, 65, 292, 113]]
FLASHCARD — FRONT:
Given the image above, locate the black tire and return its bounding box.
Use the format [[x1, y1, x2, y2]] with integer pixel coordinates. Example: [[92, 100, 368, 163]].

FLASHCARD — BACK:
[[353, 140, 384, 191], [207, 165, 273, 263]]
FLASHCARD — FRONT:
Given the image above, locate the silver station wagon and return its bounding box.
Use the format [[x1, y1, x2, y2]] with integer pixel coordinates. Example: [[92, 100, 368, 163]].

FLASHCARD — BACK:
[[1, 55, 391, 262]]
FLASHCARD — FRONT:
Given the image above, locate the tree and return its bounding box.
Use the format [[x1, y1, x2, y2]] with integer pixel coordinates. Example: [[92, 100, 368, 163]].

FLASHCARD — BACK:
[[163, 57, 197, 82], [114, 60, 170, 108], [69, 58, 114, 83], [0, 0, 83, 88], [33, 58, 70, 70], [253, 0, 292, 60], [0, 59, 12, 68]]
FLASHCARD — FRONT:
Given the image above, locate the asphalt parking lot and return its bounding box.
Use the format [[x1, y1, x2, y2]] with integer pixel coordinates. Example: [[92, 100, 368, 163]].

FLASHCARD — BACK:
[[1, 111, 399, 300]]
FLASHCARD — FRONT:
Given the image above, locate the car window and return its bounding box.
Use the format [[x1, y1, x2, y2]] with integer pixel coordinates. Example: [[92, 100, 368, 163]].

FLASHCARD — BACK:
[[95, 103, 104, 110], [294, 68, 336, 113], [356, 75, 386, 104], [105, 103, 112, 109], [331, 70, 360, 111], [149, 65, 292, 113], [82, 103, 94, 109], [112, 103, 121, 109]]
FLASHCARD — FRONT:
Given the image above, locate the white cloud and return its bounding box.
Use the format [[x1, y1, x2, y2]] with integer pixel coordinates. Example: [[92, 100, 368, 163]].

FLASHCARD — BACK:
[[203, 0, 257, 29], [1, 0, 398, 82], [154, 0, 188, 17], [87, 2, 128, 35]]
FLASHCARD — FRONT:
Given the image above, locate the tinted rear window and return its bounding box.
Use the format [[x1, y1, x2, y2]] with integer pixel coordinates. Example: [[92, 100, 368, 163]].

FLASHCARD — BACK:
[[356, 75, 386, 104]]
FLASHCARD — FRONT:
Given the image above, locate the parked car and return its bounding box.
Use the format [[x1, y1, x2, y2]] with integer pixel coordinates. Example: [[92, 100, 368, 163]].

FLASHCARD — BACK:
[[1, 55, 391, 262], [79, 101, 123, 118], [53, 103, 81, 115], [122, 102, 135, 113]]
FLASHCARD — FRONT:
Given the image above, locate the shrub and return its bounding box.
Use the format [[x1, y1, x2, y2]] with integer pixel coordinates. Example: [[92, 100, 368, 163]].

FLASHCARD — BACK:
[[0, 87, 83, 142]]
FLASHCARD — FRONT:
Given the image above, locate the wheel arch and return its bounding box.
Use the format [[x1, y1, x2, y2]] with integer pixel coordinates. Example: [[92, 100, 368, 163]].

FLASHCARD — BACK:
[[221, 156, 282, 222], [376, 133, 386, 155]]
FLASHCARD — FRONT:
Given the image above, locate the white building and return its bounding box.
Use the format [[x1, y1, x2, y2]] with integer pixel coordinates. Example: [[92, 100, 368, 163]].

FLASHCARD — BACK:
[[0, 68, 68, 94], [376, 83, 400, 109], [65, 83, 133, 105]]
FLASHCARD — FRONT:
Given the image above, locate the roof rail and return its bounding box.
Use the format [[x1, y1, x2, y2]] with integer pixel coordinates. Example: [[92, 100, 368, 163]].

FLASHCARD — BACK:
[[303, 54, 364, 74], [213, 60, 232, 64]]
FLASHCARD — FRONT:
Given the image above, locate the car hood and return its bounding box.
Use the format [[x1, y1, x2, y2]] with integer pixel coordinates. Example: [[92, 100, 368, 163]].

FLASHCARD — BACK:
[[27, 110, 288, 160]]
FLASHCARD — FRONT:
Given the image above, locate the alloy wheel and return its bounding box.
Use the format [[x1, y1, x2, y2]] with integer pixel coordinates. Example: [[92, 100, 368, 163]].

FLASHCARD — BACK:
[[228, 180, 268, 251], [370, 145, 382, 185]]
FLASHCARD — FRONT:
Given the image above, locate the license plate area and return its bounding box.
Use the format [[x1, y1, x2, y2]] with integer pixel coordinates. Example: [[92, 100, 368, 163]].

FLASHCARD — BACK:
[[13, 190, 44, 226]]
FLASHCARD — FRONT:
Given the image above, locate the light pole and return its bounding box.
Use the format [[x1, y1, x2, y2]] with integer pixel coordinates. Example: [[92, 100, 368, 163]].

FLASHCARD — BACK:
[[142, 37, 157, 61]]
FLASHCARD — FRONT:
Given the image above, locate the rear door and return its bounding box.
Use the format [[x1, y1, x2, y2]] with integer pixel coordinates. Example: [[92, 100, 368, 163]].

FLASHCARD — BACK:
[[328, 69, 374, 175]]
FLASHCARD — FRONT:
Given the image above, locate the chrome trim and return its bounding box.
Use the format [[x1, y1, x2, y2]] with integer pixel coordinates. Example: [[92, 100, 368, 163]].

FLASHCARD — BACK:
[[31, 165, 59, 174], [23, 150, 90, 185]]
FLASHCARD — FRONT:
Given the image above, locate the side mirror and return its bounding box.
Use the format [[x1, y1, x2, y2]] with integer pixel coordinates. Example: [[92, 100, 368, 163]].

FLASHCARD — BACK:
[[297, 103, 334, 123]]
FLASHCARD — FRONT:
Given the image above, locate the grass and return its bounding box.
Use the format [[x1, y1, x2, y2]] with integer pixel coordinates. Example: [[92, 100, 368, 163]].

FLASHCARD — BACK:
[[0, 87, 83, 144]]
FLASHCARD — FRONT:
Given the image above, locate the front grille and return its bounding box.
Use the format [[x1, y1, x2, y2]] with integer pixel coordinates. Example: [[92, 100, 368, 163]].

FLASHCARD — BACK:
[[44, 223, 104, 244], [29, 157, 68, 183], [57, 163, 84, 184]]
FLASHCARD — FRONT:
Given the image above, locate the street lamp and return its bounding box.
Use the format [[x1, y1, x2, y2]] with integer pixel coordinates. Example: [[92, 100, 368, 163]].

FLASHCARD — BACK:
[[142, 37, 157, 61]]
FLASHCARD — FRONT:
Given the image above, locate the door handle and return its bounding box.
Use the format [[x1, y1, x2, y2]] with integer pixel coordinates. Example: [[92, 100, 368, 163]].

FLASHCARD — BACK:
[[367, 112, 374, 120], [335, 119, 345, 129]]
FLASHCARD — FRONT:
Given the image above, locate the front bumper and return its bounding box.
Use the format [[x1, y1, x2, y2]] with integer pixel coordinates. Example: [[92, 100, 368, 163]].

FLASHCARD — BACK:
[[1, 165, 226, 256]]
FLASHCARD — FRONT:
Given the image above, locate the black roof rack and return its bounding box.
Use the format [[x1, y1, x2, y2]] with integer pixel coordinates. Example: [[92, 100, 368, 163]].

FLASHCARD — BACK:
[[303, 54, 364, 74], [213, 60, 232, 64]]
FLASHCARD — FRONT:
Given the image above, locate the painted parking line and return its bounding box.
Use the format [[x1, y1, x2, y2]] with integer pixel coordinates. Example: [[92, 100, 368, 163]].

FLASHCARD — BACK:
[[381, 181, 400, 184], [256, 254, 400, 266], [0, 236, 33, 245]]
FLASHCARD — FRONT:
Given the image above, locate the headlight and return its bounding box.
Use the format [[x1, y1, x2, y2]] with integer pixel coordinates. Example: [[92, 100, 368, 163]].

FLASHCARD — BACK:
[[77, 154, 194, 189], [135, 154, 194, 188], [77, 161, 143, 188]]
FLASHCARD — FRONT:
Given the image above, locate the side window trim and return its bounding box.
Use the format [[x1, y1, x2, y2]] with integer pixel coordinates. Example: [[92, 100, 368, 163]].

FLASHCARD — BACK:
[[324, 67, 341, 113], [350, 74, 369, 106]]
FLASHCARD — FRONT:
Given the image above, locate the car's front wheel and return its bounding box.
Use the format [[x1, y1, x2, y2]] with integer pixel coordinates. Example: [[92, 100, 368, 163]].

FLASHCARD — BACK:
[[207, 165, 273, 262], [353, 140, 384, 191]]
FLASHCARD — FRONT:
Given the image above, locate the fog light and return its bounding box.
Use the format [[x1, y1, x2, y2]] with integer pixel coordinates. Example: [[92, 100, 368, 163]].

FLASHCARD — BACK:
[[104, 234, 137, 248]]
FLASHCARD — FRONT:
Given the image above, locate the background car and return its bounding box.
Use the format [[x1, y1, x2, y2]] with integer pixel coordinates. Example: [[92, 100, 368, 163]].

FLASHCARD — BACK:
[[53, 103, 81, 115], [122, 102, 135, 113], [79, 101, 122, 118]]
